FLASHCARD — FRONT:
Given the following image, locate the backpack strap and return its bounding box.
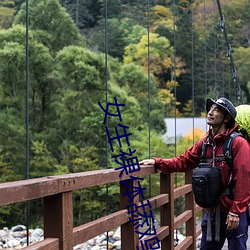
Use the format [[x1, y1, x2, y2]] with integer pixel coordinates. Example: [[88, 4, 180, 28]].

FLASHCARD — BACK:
[[223, 131, 242, 169], [201, 141, 225, 163], [200, 142, 208, 163], [223, 132, 242, 200], [201, 132, 242, 166]]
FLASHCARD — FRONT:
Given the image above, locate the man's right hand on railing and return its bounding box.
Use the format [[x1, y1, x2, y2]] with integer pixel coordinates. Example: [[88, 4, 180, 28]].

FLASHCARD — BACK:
[[139, 159, 156, 165]]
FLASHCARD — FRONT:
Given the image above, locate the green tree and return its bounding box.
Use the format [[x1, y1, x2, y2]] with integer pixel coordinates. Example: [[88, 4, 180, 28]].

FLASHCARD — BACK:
[[0, 112, 26, 181], [86, 17, 139, 60], [0, 38, 28, 180], [50, 45, 142, 167], [30, 141, 57, 177], [14, 0, 84, 52], [116, 63, 166, 132], [61, 0, 101, 29], [0, 24, 56, 132]]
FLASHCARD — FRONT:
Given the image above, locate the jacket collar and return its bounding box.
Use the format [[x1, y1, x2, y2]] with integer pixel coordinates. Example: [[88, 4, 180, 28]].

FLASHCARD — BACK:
[[206, 124, 239, 143]]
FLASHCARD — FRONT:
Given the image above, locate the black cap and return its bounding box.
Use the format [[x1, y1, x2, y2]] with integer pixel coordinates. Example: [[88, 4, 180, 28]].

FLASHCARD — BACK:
[[206, 97, 237, 119]]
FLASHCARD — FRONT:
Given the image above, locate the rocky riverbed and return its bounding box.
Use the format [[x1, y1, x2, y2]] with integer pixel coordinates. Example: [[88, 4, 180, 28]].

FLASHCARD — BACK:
[[0, 225, 122, 250], [0, 225, 194, 250]]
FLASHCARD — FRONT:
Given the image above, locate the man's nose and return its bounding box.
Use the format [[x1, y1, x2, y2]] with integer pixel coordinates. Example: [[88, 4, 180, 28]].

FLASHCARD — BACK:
[[208, 108, 215, 114]]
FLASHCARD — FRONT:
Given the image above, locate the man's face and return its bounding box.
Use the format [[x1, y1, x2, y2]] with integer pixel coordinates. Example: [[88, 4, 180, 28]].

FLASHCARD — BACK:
[[207, 104, 226, 127]]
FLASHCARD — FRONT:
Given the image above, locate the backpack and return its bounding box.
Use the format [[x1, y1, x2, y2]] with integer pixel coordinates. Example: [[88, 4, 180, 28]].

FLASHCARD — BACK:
[[192, 131, 241, 208], [192, 162, 221, 208]]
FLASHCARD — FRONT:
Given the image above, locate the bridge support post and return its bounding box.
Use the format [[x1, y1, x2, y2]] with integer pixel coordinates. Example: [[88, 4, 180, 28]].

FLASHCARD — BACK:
[[120, 178, 139, 249], [44, 192, 73, 250], [185, 171, 197, 250], [161, 173, 174, 250]]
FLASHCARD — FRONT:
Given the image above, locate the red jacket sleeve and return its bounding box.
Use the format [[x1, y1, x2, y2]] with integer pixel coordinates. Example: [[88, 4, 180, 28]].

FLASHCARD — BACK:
[[153, 140, 203, 174]]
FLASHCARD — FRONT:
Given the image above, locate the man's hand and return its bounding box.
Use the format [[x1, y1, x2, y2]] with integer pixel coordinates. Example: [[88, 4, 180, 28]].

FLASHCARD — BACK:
[[226, 213, 240, 230], [139, 159, 155, 165]]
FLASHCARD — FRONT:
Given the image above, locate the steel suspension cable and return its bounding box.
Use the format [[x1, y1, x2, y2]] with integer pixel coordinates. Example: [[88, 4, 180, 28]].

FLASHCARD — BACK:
[[203, 0, 207, 97], [213, 0, 217, 94], [216, 0, 242, 104], [147, 1, 151, 160], [173, 0, 177, 159], [25, 0, 30, 245], [172, 0, 179, 245], [191, 0, 195, 144], [218, 34, 225, 96], [104, 0, 109, 247], [172, 0, 177, 181], [228, 64, 231, 99], [147, 0, 152, 230]]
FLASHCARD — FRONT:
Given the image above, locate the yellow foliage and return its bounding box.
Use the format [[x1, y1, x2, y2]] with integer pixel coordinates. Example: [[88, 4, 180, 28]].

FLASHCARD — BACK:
[[149, 5, 174, 31], [166, 80, 180, 91], [158, 88, 175, 105], [166, 107, 181, 117], [0, 7, 14, 29], [174, 56, 186, 77], [184, 128, 205, 142], [183, 99, 193, 114], [124, 33, 172, 72], [124, 32, 186, 79], [200, 112, 207, 118]]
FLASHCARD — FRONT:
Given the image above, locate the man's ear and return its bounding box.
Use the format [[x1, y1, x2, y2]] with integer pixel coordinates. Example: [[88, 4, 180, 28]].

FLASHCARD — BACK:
[[224, 114, 232, 123]]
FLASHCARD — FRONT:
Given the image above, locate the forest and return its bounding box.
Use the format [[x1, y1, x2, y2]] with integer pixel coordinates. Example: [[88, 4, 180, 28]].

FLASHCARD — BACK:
[[0, 0, 249, 228]]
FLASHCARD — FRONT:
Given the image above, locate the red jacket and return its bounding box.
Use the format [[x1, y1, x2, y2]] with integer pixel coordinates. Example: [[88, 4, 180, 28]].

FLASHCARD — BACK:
[[154, 124, 250, 216]]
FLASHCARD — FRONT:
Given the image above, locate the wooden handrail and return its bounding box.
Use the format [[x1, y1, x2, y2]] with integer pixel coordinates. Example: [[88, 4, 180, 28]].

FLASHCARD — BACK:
[[0, 165, 155, 206], [0, 165, 203, 250]]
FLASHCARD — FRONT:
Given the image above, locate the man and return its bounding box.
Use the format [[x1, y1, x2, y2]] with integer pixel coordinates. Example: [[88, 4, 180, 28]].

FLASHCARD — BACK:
[[140, 97, 250, 250]]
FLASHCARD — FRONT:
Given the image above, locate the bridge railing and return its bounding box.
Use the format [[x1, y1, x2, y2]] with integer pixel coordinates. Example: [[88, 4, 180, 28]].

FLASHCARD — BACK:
[[0, 165, 203, 250]]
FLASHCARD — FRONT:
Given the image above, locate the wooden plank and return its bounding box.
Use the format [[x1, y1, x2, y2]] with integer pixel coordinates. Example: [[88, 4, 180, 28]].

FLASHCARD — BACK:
[[73, 209, 129, 245], [175, 236, 193, 250], [22, 238, 59, 250], [196, 226, 202, 237], [174, 184, 192, 199], [146, 194, 169, 209], [73, 194, 168, 245], [57, 165, 157, 192], [136, 226, 169, 250], [174, 210, 192, 229], [0, 177, 59, 206], [44, 192, 73, 250], [156, 226, 169, 240], [195, 204, 203, 213]]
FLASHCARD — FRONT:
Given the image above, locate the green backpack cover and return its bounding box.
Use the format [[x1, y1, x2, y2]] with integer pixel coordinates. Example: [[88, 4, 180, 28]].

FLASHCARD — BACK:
[[235, 105, 250, 140]]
